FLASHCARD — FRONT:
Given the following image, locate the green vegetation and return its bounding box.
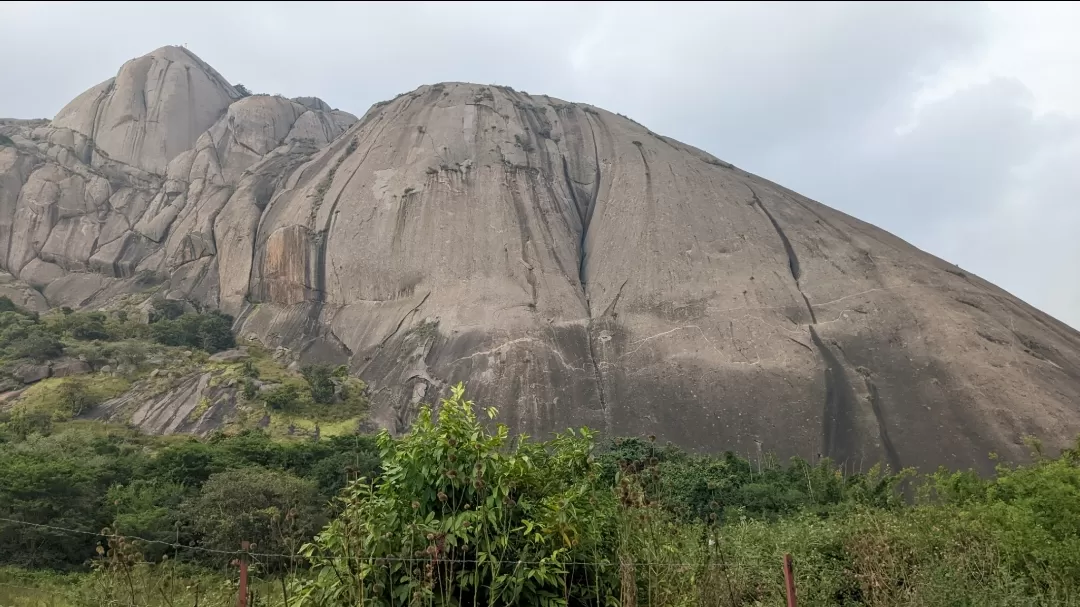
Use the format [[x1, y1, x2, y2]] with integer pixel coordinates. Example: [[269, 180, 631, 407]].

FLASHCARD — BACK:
[[3, 380, 1080, 605], [0, 133, 14, 146], [15, 375, 130, 422], [146, 299, 236, 353], [0, 296, 237, 385], [0, 422, 380, 572], [295, 384, 617, 606]]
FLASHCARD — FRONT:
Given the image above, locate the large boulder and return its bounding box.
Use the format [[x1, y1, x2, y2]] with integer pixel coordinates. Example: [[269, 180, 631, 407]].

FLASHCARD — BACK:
[[51, 46, 240, 175], [51, 359, 92, 378], [13, 363, 51, 384], [1, 50, 1078, 475]]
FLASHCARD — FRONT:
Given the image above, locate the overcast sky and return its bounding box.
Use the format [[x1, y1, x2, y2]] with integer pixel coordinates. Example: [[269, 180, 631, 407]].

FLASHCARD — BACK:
[[1, 1, 1077, 328]]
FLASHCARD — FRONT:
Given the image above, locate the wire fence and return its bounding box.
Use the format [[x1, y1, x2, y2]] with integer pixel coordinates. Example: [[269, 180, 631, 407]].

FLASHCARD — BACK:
[[0, 515, 801, 607], [0, 516, 762, 568]]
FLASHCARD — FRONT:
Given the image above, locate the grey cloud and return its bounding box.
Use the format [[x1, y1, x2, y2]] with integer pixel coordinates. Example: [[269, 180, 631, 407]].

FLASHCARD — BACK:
[[0, 1, 1075, 327]]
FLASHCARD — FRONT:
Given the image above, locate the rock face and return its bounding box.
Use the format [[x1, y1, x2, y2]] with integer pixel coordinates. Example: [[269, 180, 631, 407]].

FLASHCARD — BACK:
[[4, 48, 1080, 473]]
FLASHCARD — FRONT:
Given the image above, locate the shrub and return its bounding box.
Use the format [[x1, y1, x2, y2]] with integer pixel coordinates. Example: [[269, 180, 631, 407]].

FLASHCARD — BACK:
[[263, 384, 300, 410], [106, 479, 191, 562], [242, 378, 257, 400], [300, 364, 335, 404], [148, 299, 186, 324], [149, 311, 235, 353], [293, 383, 619, 606], [8, 329, 63, 361], [2, 407, 52, 438], [59, 311, 111, 341]]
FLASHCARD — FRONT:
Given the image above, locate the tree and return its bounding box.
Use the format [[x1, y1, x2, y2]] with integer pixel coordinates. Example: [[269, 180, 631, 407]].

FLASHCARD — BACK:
[[149, 299, 186, 323], [263, 384, 300, 410], [64, 312, 112, 341], [149, 319, 184, 347], [56, 379, 95, 417], [9, 329, 63, 361], [185, 468, 325, 565], [197, 311, 235, 353], [301, 364, 335, 404]]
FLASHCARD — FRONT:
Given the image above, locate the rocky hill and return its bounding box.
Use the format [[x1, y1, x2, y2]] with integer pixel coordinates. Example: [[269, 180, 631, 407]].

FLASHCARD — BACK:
[[2, 46, 1079, 474]]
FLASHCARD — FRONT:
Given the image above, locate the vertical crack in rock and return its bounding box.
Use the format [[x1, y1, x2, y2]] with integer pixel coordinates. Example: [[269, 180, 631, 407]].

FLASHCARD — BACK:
[[576, 112, 609, 432], [314, 105, 395, 303], [749, 184, 861, 464]]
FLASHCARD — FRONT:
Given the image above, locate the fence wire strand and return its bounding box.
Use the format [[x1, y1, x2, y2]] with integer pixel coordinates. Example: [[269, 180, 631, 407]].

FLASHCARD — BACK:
[[0, 516, 744, 568]]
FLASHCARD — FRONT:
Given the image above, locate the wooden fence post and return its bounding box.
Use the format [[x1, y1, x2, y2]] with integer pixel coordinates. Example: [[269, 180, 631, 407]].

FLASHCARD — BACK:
[[783, 553, 797, 607], [238, 541, 250, 607]]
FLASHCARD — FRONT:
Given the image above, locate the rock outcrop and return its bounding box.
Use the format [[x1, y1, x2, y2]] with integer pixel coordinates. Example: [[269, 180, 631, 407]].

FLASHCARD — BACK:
[[3, 47, 1080, 473]]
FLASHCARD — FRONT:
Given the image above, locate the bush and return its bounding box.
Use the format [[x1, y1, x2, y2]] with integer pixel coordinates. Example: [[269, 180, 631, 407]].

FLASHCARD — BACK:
[[263, 384, 300, 410], [54, 379, 95, 417], [148, 299, 186, 324], [197, 311, 235, 352], [57, 311, 111, 341], [301, 364, 335, 404], [242, 378, 257, 400], [185, 468, 326, 563], [8, 330, 63, 362], [2, 408, 52, 438], [106, 480, 191, 562], [293, 383, 619, 606], [149, 311, 235, 353]]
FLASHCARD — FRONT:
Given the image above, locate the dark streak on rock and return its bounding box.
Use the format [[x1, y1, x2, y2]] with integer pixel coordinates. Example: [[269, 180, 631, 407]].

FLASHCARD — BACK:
[[865, 377, 901, 471], [748, 183, 863, 464]]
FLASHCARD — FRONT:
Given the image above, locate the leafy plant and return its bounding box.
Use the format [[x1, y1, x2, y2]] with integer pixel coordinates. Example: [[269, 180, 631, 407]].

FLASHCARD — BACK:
[[149, 311, 235, 353], [293, 383, 619, 607], [300, 364, 335, 404], [185, 468, 326, 566], [263, 384, 301, 411]]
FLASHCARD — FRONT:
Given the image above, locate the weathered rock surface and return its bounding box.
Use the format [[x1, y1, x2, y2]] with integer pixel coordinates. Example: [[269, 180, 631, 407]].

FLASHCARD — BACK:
[[51, 359, 92, 378], [5, 48, 1080, 473], [208, 348, 248, 362], [91, 368, 239, 436], [13, 363, 51, 384]]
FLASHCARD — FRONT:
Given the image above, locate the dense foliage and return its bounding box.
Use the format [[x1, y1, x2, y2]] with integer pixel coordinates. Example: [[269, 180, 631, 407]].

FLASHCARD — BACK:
[[294, 384, 619, 607], [2, 382, 1080, 606], [0, 297, 238, 385], [0, 424, 379, 569], [146, 300, 236, 353]]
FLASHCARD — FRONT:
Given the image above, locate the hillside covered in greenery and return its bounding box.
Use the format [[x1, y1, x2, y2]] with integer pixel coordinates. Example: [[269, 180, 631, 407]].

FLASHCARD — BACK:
[[0, 296, 1078, 606], [1, 376, 1080, 606]]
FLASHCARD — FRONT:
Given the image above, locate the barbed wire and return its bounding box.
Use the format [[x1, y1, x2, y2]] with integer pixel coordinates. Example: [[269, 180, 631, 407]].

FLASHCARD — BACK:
[[0, 516, 752, 568]]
